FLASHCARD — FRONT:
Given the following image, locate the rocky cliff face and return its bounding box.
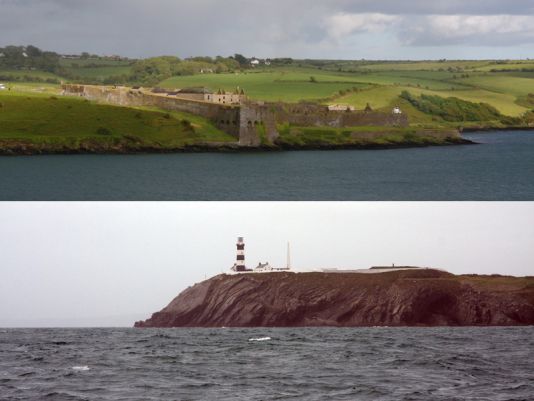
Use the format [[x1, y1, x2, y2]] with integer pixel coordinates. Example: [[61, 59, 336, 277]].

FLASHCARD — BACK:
[[134, 270, 534, 327]]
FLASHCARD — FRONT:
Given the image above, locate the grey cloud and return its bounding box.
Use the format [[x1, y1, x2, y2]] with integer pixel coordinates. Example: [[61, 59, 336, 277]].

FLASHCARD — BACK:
[[1, 0, 534, 58], [397, 14, 534, 46], [335, 0, 534, 15], [0, 0, 334, 57]]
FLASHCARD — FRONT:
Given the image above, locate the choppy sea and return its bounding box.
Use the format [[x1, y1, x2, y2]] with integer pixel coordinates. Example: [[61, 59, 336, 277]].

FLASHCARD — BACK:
[[1, 327, 533, 400]]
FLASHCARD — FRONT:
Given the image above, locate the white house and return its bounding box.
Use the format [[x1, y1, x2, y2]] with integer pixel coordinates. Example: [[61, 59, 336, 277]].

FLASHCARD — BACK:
[[250, 59, 260, 67], [392, 106, 402, 114], [254, 262, 273, 272]]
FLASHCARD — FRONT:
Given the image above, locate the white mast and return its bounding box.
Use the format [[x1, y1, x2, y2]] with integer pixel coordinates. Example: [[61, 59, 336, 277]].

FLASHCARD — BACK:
[[286, 242, 291, 270]]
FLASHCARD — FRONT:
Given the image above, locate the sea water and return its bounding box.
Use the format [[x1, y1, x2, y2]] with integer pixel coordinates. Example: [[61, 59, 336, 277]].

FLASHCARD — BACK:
[[1, 327, 533, 400], [0, 130, 533, 200]]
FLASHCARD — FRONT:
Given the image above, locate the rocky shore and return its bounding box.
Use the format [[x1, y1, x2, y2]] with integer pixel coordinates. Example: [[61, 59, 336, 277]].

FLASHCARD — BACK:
[[135, 270, 534, 328], [0, 136, 473, 156]]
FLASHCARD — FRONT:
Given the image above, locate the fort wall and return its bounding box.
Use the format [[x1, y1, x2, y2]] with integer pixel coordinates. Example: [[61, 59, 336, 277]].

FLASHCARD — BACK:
[[62, 85, 241, 138], [266, 102, 409, 128], [61, 85, 457, 147]]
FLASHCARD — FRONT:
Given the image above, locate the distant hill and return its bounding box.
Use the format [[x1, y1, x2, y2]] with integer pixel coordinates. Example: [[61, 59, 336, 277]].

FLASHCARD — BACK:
[[135, 270, 534, 327]]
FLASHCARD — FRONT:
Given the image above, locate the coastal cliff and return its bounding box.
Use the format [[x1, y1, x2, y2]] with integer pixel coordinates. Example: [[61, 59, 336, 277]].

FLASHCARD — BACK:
[[134, 270, 534, 327]]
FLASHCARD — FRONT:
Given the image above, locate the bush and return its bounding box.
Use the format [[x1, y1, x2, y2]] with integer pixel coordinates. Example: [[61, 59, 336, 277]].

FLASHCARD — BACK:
[[181, 119, 194, 131], [96, 127, 112, 136], [163, 113, 171, 119], [399, 90, 518, 123]]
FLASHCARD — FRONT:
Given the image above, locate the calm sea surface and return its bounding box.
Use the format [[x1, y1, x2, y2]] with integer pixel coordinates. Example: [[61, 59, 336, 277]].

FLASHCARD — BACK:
[[0, 130, 533, 200], [1, 327, 533, 400]]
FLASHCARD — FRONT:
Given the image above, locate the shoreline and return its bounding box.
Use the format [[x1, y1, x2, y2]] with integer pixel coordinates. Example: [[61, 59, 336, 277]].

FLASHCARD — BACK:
[[0, 137, 475, 156], [460, 126, 534, 132]]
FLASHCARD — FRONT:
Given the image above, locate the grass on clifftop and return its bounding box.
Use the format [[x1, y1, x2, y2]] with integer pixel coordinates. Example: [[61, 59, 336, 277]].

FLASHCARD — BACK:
[[0, 92, 234, 151]]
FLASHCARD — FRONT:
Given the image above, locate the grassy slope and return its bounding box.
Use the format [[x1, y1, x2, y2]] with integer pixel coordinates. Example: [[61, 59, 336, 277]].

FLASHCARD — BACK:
[[0, 68, 63, 80], [350, 60, 493, 71], [275, 124, 461, 148], [0, 91, 233, 151], [63, 66, 132, 79], [0, 59, 133, 84], [1, 59, 532, 153], [4, 60, 531, 119], [58, 58, 133, 81], [158, 65, 533, 120], [160, 68, 371, 101]]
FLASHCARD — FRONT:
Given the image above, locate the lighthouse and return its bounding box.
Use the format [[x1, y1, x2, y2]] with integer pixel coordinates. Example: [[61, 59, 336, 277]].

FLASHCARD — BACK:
[[235, 236, 247, 272]]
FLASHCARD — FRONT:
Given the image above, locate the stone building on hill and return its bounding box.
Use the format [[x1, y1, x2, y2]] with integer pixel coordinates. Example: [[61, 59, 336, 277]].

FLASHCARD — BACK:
[[161, 87, 246, 105], [205, 88, 246, 105]]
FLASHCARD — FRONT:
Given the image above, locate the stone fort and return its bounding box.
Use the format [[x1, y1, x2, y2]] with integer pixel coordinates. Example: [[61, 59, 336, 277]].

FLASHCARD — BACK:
[[61, 84, 409, 147]]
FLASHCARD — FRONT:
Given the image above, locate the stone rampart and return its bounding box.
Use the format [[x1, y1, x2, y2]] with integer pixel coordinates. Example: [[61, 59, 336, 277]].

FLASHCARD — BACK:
[[62, 85, 424, 147], [62, 85, 240, 138], [265, 102, 409, 128]]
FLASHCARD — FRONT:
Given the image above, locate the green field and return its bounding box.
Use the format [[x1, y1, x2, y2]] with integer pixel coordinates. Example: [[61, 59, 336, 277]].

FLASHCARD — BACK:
[[157, 64, 534, 121], [0, 68, 63, 81], [160, 69, 372, 102], [63, 65, 132, 80], [2, 58, 534, 132], [0, 91, 233, 151], [58, 58, 132, 68]]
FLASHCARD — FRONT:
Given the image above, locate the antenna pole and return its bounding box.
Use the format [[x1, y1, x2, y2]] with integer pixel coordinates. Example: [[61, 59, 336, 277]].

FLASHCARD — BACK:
[[287, 242, 291, 270]]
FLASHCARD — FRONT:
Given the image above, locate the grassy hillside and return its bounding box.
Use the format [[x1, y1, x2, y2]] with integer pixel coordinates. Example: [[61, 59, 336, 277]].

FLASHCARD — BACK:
[[0, 68, 63, 84], [2, 57, 533, 132], [276, 125, 462, 148], [0, 91, 234, 153], [58, 58, 133, 83], [160, 69, 371, 102], [156, 63, 533, 123]]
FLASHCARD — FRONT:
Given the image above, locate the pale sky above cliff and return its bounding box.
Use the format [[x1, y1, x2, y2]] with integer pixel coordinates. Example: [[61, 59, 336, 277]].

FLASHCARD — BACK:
[[0, 202, 533, 327], [1, 0, 534, 59]]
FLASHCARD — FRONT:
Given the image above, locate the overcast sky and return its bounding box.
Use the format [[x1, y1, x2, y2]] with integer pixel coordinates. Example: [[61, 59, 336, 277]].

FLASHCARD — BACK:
[[0, 202, 533, 327], [1, 0, 534, 59]]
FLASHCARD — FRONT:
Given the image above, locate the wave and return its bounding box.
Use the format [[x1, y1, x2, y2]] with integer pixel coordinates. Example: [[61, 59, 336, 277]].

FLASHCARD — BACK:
[[71, 366, 90, 371], [248, 337, 271, 342]]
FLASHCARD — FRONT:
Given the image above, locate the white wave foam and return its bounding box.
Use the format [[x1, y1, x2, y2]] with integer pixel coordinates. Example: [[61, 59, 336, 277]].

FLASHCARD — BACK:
[[248, 337, 271, 342], [72, 366, 90, 371]]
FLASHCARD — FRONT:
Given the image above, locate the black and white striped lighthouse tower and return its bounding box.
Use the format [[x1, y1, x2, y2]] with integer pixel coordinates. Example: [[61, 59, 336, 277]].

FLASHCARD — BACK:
[[235, 236, 246, 272]]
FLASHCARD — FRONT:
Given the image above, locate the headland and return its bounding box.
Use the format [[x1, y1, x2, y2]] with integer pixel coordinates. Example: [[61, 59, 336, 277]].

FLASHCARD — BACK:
[[134, 269, 534, 328]]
